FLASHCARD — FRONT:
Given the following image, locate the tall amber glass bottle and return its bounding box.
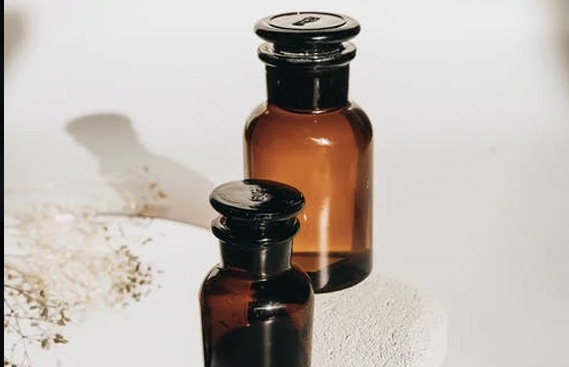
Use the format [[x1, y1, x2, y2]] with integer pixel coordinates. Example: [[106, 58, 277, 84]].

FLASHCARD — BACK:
[[244, 12, 373, 293], [200, 179, 313, 367]]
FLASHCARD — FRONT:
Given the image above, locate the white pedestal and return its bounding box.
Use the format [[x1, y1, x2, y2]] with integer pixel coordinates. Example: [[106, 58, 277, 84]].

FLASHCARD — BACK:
[[314, 273, 447, 367]]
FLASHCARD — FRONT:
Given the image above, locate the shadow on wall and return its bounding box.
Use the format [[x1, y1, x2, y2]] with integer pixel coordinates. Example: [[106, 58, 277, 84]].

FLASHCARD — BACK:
[[4, 8, 25, 73], [66, 113, 216, 229]]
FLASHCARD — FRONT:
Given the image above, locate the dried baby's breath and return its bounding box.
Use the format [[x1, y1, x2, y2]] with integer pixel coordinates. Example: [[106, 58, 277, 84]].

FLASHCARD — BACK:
[[4, 172, 167, 367]]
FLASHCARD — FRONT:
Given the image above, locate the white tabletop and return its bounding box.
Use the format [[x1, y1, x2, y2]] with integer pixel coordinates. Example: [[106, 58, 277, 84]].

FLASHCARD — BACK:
[[4, 216, 446, 367]]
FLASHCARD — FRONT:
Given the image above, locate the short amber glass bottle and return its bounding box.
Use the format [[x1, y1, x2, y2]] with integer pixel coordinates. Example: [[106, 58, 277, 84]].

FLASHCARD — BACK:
[[200, 179, 313, 367], [244, 12, 373, 293]]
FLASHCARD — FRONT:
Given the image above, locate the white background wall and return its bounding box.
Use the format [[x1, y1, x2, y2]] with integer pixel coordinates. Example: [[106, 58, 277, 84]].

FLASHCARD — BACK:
[[4, 0, 569, 366]]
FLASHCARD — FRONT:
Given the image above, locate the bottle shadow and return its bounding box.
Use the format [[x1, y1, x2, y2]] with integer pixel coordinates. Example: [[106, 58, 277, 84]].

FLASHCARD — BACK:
[[4, 8, 26, 73], [66, 113, 216, 229]]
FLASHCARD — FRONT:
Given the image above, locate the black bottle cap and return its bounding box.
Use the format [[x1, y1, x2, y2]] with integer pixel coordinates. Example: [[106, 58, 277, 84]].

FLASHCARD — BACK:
[[254, 12, 360, 68], [210, 180, 305, 245], [210, 179, 304, 221], [255, 12, 360, 46]]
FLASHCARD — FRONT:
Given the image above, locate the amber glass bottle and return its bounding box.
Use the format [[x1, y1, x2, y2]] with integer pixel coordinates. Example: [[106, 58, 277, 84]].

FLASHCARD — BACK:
[[200, 179, 313, 367], [244, 12, 373, 293]]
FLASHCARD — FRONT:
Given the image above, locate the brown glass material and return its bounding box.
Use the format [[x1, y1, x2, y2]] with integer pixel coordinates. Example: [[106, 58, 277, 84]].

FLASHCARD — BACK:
[[248, 12, 373, 293], [200, 260, 313, 367], [200, 180, 313, 367], [244, 103, 373, 292]]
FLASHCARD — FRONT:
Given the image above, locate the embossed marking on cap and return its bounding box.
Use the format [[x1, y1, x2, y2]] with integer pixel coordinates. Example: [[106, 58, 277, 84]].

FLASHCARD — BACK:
[[292, 16, 320, 27], [267, 12, 347, 31], [250, 187, 270, 202]]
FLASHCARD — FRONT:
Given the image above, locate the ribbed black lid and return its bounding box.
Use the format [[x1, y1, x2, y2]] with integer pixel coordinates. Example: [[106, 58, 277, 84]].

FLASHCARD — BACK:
[[254, 12, 360, 68]]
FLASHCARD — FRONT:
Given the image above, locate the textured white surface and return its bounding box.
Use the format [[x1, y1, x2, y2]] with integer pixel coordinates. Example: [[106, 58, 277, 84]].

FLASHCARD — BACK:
[[314, 273, 447, 367]]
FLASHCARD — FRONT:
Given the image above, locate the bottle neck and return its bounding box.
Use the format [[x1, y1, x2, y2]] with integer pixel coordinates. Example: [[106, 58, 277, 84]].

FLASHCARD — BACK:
[[266, 65, 350, 112], [220, 241, 292, 278]]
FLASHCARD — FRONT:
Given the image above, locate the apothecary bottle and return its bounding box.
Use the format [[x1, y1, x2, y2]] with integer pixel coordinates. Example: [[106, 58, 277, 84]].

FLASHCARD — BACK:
[[200, 179, 313, 367], [244, 12, 373, 293]]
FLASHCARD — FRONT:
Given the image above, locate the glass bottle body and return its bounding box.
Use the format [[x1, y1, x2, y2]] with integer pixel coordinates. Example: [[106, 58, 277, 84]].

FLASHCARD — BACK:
[[244, 103, 373, 292], [200, 243, 313, 367]]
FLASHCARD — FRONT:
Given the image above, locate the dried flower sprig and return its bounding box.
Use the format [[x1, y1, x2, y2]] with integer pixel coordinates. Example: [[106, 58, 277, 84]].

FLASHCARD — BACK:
[[4, 265, 70, 367], [4, 173, 167, 367]]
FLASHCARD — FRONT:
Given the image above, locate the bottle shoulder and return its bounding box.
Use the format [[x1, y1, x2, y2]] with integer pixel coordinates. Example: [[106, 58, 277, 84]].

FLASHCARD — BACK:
[[245, 102, 269, 122], [244, 102, 268, 128], [200, 265, 313, 345], [343, 102, 373, 140], [244, 102, 372, 145], [200, 265, 313, 307], [246, 102, 371, 125], [345, 101, 371, 122]]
